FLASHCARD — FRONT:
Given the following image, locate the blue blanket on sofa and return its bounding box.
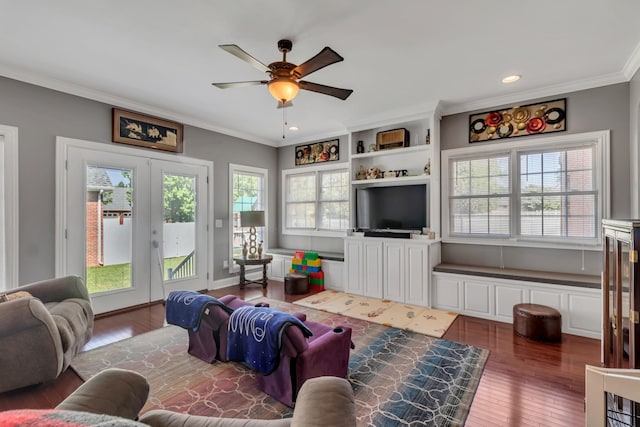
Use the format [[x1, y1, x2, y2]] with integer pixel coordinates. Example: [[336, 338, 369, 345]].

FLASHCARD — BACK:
[[165, 290, 232, 332], [226, 306, 313, 375]]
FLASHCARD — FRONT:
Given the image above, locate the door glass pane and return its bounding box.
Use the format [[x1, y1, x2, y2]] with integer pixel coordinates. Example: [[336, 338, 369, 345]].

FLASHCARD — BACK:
[[86, 166, 132, 294], [163, 173, 196, 280]]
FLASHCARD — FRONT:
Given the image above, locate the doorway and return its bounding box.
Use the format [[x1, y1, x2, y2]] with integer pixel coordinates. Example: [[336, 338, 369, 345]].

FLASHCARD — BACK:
[[57, 137, 213, 314]]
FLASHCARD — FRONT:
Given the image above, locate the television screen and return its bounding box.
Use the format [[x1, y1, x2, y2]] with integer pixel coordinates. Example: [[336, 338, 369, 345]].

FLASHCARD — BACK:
[[356, 184, 427, 231]]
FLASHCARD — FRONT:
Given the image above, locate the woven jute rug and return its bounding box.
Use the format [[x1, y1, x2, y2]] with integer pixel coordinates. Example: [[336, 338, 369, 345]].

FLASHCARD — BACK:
[[294, 290, 458, 338], [72, 298, 488, 427]]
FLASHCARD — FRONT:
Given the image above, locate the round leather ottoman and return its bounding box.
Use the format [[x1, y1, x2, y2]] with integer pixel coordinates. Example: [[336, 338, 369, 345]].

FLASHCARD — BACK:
[[513, 303, 562, 341], [285, 273, 309, 295]]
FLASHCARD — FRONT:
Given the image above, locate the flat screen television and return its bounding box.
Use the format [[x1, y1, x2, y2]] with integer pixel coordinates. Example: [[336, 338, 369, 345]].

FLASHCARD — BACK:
[[355, 184, 428, 231]]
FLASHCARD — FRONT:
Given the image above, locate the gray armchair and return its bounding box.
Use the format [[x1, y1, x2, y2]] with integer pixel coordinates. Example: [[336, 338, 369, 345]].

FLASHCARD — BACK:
[[0, 275, 94, 393]]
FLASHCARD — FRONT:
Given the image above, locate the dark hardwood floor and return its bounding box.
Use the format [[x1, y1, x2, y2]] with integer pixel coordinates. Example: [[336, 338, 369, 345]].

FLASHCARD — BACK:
[[0, 281, 600, 426]]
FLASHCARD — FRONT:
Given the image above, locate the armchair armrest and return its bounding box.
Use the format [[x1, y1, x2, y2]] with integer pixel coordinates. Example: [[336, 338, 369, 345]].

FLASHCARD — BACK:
[[291, 377, 356, 427], [0, 297, 65, 392], [57, 368, 149, 420], [14, 275, 89, 304]]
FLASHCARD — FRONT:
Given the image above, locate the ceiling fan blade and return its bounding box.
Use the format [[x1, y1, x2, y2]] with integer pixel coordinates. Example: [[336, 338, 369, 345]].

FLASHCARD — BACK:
[[219, 44, 270, 74], [298, 81, 353, 100], [293, 47, 344, 78], [211, 80, 268, 89]]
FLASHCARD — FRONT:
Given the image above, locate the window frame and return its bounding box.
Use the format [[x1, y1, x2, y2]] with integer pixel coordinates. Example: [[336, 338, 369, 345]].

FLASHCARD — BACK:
[[0, 125, 19, 291], [441, 130, 610, 249], [281, 163, 349, 237], [228, 163, 268, 273]]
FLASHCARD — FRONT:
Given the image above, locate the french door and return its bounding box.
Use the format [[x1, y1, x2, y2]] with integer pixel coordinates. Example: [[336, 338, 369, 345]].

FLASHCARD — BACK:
[[57, 137, 212, 314]]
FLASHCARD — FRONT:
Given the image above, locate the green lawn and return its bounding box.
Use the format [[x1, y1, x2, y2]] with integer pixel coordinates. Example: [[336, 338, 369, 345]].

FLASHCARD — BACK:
[[86, 256, 186, 294]]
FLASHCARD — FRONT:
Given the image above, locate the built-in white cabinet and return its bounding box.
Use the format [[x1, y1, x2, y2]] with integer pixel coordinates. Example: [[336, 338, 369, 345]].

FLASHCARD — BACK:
[[432, 271, 601, 339], [343, 236, 440, 306]]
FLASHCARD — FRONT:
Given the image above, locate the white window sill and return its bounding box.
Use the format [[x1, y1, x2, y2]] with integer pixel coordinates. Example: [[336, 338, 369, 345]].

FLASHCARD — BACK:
[[442, 236, 602, 251]]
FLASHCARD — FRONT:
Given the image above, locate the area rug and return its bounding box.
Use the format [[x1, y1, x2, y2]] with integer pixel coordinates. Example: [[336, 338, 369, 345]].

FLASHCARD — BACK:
[[294, 290, 458, 338], [71, 298, 488, 426]]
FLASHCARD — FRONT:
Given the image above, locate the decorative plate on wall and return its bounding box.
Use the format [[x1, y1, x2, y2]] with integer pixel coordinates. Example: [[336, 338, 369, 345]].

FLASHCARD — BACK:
[[468, 98, 566, 143]]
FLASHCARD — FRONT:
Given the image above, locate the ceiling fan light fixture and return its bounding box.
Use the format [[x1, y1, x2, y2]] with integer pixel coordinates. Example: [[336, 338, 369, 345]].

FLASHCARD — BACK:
[[268, 77, 299, 103]]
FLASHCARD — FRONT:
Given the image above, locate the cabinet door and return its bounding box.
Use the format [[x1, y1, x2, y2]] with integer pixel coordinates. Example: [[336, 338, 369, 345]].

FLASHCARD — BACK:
[[405, 242, 430, 306], [363, 239, 383, 298], [344, 240, 363, 295], [383, 240, 405, 302], [322, 260, 344, 291], [267, 255, 285, 280]]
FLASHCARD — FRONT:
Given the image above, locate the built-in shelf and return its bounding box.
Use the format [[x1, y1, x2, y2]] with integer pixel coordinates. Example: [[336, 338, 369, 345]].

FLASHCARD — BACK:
[[351, 175, 430, 187], [351, 144, 431, 159]]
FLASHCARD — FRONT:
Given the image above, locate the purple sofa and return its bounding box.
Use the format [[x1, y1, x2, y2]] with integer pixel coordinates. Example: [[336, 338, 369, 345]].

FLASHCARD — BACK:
[[186, 294, 353, 407]]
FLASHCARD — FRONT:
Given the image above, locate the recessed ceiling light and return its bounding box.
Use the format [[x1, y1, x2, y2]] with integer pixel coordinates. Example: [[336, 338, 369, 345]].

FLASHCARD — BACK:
[[502, 74, 521, 84], [288, 126, 299, 131]]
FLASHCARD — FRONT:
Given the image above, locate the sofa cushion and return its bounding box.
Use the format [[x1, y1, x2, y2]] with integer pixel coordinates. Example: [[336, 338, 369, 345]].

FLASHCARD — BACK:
[[0, 409, 146, 426]]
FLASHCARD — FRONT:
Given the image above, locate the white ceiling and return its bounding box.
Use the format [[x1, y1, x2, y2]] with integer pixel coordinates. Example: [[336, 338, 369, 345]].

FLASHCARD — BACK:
[[2, 0, 640, 147]]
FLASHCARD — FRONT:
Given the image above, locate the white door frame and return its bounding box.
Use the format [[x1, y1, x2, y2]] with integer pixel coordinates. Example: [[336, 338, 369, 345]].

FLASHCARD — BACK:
[[55, 136, 214, 308], [0, 125, 19, 290]]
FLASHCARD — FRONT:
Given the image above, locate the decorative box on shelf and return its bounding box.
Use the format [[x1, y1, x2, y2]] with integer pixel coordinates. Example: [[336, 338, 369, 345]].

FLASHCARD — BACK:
[[376, 128, 410, 151]]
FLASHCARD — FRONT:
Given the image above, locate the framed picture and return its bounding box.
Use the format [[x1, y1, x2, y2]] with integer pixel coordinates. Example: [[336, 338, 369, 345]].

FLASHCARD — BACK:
[[112, 108, 184, 153], [295, 139, 339, 166], [469, 98, 566, 143]]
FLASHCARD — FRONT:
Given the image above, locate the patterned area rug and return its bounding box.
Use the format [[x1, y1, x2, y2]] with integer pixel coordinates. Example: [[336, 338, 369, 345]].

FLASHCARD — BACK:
[[294, 290, 458, 338], [71, 299, 488, 426]]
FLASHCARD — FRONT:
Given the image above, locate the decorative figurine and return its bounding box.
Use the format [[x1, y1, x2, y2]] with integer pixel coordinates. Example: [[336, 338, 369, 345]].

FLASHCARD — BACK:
[[425, 129, 431, 145], [424, 159, 431, 176], [257, 241, 263, 258], [242, 242, 248, 258], [356, 140, 365, 154], [368, 144, 377, 152], [366, 166, 381, 180], [356, 165, 367, 180]]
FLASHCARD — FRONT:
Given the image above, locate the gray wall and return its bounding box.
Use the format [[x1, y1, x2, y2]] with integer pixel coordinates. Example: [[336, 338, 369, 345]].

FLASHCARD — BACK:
[[276, 135, 348, 253], [439, 83, 631, 276], [0, 76, 278, 285]]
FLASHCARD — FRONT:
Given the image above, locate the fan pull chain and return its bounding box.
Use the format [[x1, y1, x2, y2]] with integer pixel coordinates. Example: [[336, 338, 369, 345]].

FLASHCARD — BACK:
[[282, 105, 288, 139]]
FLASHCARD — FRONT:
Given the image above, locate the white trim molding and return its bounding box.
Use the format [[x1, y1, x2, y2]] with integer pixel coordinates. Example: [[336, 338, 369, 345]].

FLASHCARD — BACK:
[[0, 125, 19, 289]]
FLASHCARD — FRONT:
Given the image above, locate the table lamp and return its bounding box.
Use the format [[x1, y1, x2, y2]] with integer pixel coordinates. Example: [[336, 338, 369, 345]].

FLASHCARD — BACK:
[[240, 210, 265, 258]]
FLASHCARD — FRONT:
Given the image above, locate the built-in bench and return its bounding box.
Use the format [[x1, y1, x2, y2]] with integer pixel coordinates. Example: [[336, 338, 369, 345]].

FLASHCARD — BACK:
[[266, 248, 344, 290], [431, 263, 601, 339], [266, 248, 344, 262]]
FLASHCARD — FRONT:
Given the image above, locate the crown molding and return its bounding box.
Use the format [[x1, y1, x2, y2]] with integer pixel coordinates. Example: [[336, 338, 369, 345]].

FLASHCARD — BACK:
[[0, 64, 277, 147], [442, 71, 628, 116], [623, 39, 640, 80]]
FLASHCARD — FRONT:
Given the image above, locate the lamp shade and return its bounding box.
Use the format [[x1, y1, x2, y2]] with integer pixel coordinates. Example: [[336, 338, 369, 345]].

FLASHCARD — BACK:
[[240, 210, 265, 227], [268, 78, 299, 103]]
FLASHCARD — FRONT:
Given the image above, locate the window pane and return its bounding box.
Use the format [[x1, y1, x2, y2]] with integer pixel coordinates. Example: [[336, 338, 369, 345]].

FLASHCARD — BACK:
[[163, 173, 196, 280], [286, 203, 315, 228], [453, 177, 470, 196], [232, 170, 265, 257], [469, 198, 488, 234], [319, 201, 349, 230], [287, 173, 316, 202], [451, 199, 470, 234], [86, 166, 132, 294], [320, 170, 348, 201], [518, 145, 596, 239]]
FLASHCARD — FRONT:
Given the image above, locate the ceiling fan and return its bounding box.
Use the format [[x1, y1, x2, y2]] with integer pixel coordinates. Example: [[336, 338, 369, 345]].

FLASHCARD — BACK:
[[212, 39, 353, 107]]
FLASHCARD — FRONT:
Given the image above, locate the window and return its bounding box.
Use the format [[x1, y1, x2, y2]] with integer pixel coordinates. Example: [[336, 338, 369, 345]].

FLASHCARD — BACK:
[[443, 131, 609, 247], [0, 126, 18, 291], [229, 164, 267, 269], [283, 165, 349, 235]]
